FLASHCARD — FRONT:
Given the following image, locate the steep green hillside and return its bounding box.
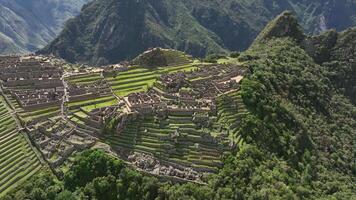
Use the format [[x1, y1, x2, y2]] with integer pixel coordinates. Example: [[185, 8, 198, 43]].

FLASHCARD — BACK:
[[38, 0, 228, 65], [39, 0, 356, 65], [211, 12, 356, 198], [0, 0, 89, 54], [304, 27, 356, 104], [0, 96, 42, 197]]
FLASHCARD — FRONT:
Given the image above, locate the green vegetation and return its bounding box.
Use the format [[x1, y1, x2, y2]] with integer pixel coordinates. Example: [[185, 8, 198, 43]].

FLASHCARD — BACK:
[[39, 0, 356, 65], [105, 64, 197, 97], [67, 73, 102, 85], [304, 27, 356, 104], [132, 48, 192, 68], [1, 150, 161, 200], [19, 106, 61, 123], [0, 96, 42, 198], [222, 37, 356, 199]]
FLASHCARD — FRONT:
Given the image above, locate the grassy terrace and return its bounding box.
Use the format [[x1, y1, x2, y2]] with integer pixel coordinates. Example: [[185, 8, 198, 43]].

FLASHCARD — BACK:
[[217, 91, 248, 143], [66, 96, 116, 132], [66, 73, 102, 85], [2, 92, 61, 125], [0, 96, 42, 197], [66, 95, 116, 109], [66, 73, 118, 112], [105, 64, 198, 97], [102, 114, 225, 172], [19, 106, 61, 123], [3, 94, 22, 112], [65, 73, 118, 130]]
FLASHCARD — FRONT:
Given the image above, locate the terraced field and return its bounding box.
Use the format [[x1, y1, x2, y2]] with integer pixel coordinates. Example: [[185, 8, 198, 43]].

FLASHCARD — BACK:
[[65, 73, 118, 131], [69, 108, 101, 134], [133, 48, 193, 67], [105, 64, 198, 97], [160, 49, 193, 66], [66, 73, 118, 111], [0, 96, 42, 197], [103, 114, 226, 172], [2, 90, 61, 126], [67, 72, 103, 85], [217, 91, 248, 144], [20, 106, 61, 124]]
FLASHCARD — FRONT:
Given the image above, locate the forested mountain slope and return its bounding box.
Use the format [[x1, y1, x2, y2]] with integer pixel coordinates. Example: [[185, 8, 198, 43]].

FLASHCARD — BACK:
[[210, 11, 356, 199], [304, 27, 356, 104], [39, 0, 356, 65], [0, 0, 89, 54]]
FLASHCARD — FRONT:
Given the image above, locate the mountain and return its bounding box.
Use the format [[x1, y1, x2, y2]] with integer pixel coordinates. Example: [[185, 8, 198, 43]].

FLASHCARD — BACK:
[[38, 0, 356, 65], [304, 27, 356, 104], [0, 0, 89, 55], [222, 12, 356, 199]]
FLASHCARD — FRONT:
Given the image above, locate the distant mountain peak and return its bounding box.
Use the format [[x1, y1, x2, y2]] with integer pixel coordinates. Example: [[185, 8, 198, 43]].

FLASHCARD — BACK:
[[37, 0, 356, 65], [254, 11, 305, 44], [0, 0, 89, 55]]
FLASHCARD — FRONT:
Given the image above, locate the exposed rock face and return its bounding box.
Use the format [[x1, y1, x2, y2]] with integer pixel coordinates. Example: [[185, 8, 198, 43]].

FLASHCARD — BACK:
[[0, 0, 89, 55], [38, 0, 356, 65]]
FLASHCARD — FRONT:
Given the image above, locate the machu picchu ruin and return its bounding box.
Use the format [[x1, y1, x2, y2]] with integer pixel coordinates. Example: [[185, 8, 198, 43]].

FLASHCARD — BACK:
[[0, 50, 248, 193], [0, 2, 355, 198]]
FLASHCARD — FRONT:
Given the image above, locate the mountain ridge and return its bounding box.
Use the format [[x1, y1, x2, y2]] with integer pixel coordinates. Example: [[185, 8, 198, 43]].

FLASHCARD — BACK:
[[0, 0, 89, 55], [38, 0, 356, 65]]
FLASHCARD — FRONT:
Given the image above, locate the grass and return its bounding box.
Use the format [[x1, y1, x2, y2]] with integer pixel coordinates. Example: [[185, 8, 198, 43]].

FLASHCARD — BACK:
[[67, 96, 116, 108], [105, 63, 198, 97], [67, 73, 102, 84], [0, 96, 42, 197], [81, 99, 118, 112], [73, 111, 88, 118], [217, 56, 241, 64], [114, 86, 147, 97], [20, 106, 61, 122]]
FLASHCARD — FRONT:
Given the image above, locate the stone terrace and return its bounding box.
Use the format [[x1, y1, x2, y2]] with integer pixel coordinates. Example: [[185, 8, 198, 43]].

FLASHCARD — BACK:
[[103, 63, 247, 181], [27, 117, 95, 169]]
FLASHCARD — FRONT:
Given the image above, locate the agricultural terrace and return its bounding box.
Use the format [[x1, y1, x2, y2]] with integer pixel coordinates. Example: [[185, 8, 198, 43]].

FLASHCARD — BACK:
[[103, 114, 227, 173], [102, 62, 248, 177], [216, 91, 248, 144], [105, 64, 198, 97], [65, 73, 118, 132], [2, 91, 61, 126], [0, 96, 42, 197]]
